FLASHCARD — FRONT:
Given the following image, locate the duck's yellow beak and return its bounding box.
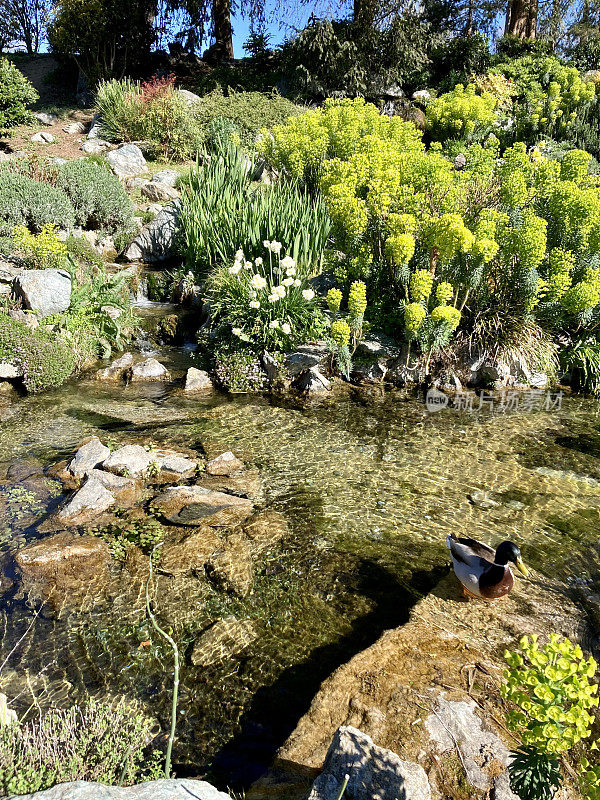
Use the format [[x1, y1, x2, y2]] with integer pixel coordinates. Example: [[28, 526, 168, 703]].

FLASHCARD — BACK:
[[515, 557, 529, 577]]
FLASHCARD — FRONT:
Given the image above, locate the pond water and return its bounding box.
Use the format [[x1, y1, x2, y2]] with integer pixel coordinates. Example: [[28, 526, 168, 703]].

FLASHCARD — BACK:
[[1, 353, 600, 789]]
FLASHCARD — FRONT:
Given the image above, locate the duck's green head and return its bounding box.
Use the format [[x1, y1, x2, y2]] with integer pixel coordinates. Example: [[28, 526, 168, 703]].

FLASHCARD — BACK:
[[496, 541, 529, 576]]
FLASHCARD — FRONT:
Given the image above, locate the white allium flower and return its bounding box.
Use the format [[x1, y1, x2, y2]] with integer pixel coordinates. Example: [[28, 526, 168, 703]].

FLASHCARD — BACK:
[[229, 262, 242, 274], [263, 240, 271, 249], [250, 274, 267, 290], [250, 300, 260, 309], [283, 277, 294, 287], [293, 279, 301, 287], [270, 241, 282, 255], [235, 249, 244, 261], [255, 257, 263, 266], [274, 285, 286, 298], [285, 266, 296, 277], [268, 294, 278, 303], [249, 290, 257, 299], [281, 255, 295, 270], [269, 319, 280, 329], [232, 327, 243, 336], [281, 322, 291, 334], [302, 289, 315, 301], [244, 261, 253, 270]]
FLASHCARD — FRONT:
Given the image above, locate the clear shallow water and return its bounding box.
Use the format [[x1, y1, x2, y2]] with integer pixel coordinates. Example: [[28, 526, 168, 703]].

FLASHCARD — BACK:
[[1, 369, 600, 787]]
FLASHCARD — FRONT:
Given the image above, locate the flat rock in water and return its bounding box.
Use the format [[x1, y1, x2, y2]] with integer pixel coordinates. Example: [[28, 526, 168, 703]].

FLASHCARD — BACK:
[[206, 535, 254, 597], [191, 616, 257, 667], [15, 532, 110, 583], [184, 367, 213, 392], [160, 527, 221, 575], [57, 477, 115, 525], [206, 451, 244, 476], [7, 778, 234, 800], [95, 352, 133, 381], [199, 469, 262, 500], [14, 269, 71, 318], [468, 490, 499, 509], [69, 437, 110, 477], [103, 445, 153, 479], [129, 358, 170, 382], [152, 485, 254, 527], [87, 469, 141, 506], [153, 450, 197, 481], [106, 144, 146, 178], [307, 726, 431, 800]]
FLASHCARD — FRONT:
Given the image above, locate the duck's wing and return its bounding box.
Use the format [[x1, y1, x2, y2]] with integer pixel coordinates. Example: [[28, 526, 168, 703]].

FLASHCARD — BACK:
[[446, 534, 495, 568]]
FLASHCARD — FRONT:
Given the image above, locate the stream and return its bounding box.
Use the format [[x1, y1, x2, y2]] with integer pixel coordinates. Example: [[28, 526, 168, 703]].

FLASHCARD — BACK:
[[1, 327, 600, 788]]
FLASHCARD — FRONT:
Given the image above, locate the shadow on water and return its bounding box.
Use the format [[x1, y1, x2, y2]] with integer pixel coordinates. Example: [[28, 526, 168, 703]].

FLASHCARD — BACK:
[[204, 558, 449, 790]]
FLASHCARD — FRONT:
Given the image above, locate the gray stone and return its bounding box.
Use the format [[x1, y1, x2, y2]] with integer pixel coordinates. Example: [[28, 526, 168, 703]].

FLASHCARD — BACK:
[[206, 451, 244, 476], [151, 169, 180, 187], [95, 352, 134, 381], [0, 363, 21, 379], [529, 372, 548, 388], [468, 490, 499, 509], [154, 449, 198, 479], [69, 437, 110, 477], [141, 182, 179, 202], [14, 269, 72, 317], [80, 140, 110, 155], [356, 332, 399, 360], [185, 367, 213, 392], [152, 485, 254, 527], [87, 114, 103, 139], [123, 202, 180, 262], [426, 696, 517, 799], [14, 532, 110, 586], [177, 89, 201, 104], [63, 121, 86, 135], [454, 153, 467, 170], [31, 131, 55, 144], [57, 477, 116, 525], [7, 308, 38, 330], [103, 445, 153, 479], [191, 617, 257, 666], [34, 112, 58, 126], [8, 779, 234, 800], [308, 726, 431, 800], [126, 177, 150, 191], [294, 367, 331, 395], [106, 144, 147, 178], [128, 357, 170, 382], [352, 362, 387, 383], [382, 83, 404, 98], [50, 157, 68, 166], [86, 469, 140, 505], [285, 342, 329, 377]]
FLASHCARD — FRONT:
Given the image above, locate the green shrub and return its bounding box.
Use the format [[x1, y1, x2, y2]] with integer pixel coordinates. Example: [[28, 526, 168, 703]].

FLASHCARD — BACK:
[[0, 58, 38, 133], [204, 116, 243, 154], [12, 224, 68, 270], [0, 314, 76, 392], [56, 160, 135, 234], [0, 172, 75, 237], [213, 346, 269, 392], [0, 696, 161, 796], [426, 82, 499, 142], [95, 76, 204, 161], [178, 145, 331, 276], [192, 90, 302, 146]]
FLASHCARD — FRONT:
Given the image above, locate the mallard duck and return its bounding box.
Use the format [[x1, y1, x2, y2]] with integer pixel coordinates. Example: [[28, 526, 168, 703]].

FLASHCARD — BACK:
[[446, 533, 529, 600]]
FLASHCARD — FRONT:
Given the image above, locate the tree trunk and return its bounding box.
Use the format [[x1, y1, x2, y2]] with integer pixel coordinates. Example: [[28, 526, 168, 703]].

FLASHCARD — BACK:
[[212, 0, 234, 60], [505, 0, 537, 38]]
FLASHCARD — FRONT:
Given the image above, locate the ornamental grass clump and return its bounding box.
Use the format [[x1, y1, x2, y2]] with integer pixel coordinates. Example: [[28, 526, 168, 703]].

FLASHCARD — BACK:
[[208, 242, 326, 352], [502, 634, 599, 800]]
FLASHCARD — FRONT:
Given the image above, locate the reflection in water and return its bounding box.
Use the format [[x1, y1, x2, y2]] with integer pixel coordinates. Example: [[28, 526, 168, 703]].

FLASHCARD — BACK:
[[0, 373, 600, 785]]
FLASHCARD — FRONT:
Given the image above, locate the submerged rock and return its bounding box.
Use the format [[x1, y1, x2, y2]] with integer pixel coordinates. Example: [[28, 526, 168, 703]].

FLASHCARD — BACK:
[[205, 451, 244, 476], [206, 535, 254, 597], [152, 485, 254, 527], [241, 509, 289, 556], [128, 358, 170, 382], [307, 726, 431, 800], [160, 527, 221, 575], [57, 477, 116, 525], [95, 352, 133, 381], [199, 469, 262, 500], [8, 778, 234, 800], [14, 269, 71, 318], [184, 367, 213, 392], [191, 616, 257, 667], [69, 437, 110, 478]]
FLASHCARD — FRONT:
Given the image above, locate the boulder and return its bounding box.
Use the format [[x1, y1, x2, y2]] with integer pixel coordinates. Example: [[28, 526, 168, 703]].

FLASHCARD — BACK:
[[352, 362, 387, 383], [191, 616, 257, 667], [205, 451, 244, 476], [152, 449, 198, 482], [206, 535, 254, 597], [185, 367, 213, 392], [285, 343, 329, 377], [160, 527, 221, 575], [0, 363, 21, 379], [87, 114, 103, 139], [454, 153, 467, 170], [14, 269, 72, 318], [294, 367, 331, 395], [69, 437, 110, 477], [31, 131, 55, 143], [307, 726, 431, 800], [128, 358, 170, 382], [34, 112, 58, 125], [151, 169, 180, 188], [151, 485, 254, 527], [103, 445, 153, 479], [141, 182, 179, 202], [95, 352, 134, 381], [7, 779, 234, 800], [63, 121, 86, 134], [86, 469, 140, 506], [107, 144, 147, 178], [80, 140, 110, 155], [57, 477, 116, 525], [356, 332, 399, 361], [123, 202, 180, 262], [15, 532, 111, 586], [177, 89, 201, 104]]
